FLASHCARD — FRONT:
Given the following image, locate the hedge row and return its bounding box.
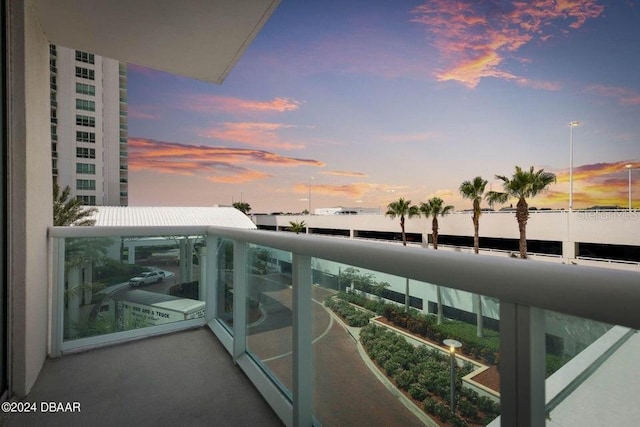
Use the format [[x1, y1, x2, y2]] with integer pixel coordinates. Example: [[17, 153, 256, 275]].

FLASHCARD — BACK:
[[360, 324, 500, 425], [324, 297, 373, 327], [337, 289, 570, 376]]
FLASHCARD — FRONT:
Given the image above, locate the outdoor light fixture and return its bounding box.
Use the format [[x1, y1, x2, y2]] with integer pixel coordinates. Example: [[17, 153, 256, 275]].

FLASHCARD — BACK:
[[308, 177, 314, 215], [569, 121, 580, 211], [626, 164, 633, 211], [443, 339, 463, 413]]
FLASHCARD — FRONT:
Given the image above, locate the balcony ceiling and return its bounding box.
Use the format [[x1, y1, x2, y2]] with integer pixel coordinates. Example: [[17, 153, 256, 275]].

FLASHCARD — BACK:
[[34, 0, 280, 83]]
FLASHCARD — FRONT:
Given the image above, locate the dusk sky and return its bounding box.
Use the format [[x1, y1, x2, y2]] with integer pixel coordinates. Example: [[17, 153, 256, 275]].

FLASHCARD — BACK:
[[127, 0, 639, 213]]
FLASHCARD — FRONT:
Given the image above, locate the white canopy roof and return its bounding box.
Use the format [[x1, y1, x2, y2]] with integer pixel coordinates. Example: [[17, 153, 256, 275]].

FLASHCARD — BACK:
[[90, 206, 256, 229]]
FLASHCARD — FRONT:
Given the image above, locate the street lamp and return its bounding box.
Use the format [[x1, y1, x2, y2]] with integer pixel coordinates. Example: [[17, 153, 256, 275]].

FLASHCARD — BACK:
[[626, 164, 633, 211], [569, 121, 580, 211], [308, 177, 314, 215], [443, 339, 462, 413]]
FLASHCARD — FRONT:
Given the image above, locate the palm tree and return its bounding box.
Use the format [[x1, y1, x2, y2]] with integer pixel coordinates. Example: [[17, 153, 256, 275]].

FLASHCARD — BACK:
[[385, 197, 419, 246], [486, 166, 556, 259], [419, 197, 454, 249], [459, 177, 489, 337], [53, 183, 97, 226], [289, 220, 306, 234], [232, 202, 251, 215], [419, 197, 453, 324], [385, 198, 419, 312], [459, 176, 489, 254]]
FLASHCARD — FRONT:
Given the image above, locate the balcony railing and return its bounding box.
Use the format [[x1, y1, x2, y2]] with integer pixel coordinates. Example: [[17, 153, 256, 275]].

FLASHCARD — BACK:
[[48, 225, 640, 427]]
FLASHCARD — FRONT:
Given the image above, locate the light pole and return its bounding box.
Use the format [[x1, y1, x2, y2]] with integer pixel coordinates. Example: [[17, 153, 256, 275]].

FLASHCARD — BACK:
[[443, 339, 462, 413], [308, 177, 314, 215], [569, 121, 580, 211], [626, 164, 633, 211]]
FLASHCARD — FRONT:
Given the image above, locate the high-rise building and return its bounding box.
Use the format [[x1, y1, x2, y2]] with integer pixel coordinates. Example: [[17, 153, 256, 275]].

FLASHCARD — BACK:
[[49, 45, 128, 206]]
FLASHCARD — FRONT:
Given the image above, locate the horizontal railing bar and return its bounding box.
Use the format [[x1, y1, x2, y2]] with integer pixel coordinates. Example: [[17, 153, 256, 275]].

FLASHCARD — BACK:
[[208, 226, 640, 330], [49, 225, 210, 238]]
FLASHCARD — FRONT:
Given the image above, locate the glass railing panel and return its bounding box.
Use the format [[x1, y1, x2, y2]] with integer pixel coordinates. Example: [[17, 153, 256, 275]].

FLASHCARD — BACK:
[[543, 310, 633, 426], [214, 238, 234, 331], [246, 244, 293, 397], [62, 233, 206, 342], [311, 260, 501, 426]]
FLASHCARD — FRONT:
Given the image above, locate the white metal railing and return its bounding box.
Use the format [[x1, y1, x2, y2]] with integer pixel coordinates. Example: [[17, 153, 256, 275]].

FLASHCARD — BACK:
[[49, 225, 640, 427]]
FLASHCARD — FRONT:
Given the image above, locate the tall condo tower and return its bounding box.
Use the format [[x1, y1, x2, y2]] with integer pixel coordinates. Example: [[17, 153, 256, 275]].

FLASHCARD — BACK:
[[50, 45, 128, 206]]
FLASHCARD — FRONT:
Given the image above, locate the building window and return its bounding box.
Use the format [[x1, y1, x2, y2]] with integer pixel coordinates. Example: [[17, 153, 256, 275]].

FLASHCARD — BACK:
[[75, 51, 95, 64], [76, 147, 96, 159], [76, 99, 95, 112], [76, 114, 95, 127], [75, 82, 95, 96], [75, 66, 95, 80], [76, 131, 96, 143], [76, 163, 96, 175], [76, 179, 96, 191], [76, 195, 96, 205]]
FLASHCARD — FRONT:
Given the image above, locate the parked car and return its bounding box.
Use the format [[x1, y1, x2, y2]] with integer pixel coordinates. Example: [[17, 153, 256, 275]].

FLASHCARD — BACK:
[[129, 270, 164, 287]]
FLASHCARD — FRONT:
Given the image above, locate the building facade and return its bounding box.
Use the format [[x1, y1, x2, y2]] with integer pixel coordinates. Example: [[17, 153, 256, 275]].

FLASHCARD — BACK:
[[50, 44, 127, 206]]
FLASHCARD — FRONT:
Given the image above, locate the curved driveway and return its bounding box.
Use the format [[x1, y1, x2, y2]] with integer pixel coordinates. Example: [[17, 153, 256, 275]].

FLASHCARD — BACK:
[[248, 285, 425, 426]]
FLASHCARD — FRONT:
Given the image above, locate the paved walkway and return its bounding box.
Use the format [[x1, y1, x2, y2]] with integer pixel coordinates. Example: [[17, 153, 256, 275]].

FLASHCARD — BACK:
[[250, 285, 426, 426]]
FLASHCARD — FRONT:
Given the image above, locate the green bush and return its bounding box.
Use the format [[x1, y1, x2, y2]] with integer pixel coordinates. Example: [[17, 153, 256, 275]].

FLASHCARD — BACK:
[[394, 369, 415, 390], [325, 297, 373, 327], [408, 383, 429, 401]]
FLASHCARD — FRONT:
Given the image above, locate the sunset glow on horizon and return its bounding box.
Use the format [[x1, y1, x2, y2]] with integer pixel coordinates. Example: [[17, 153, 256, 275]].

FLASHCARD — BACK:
[[127, 1, 640, 212]]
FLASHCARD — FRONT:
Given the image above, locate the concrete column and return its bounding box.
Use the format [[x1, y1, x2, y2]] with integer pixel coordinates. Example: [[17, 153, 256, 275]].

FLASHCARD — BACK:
[[128, 245, 135, 264], [562, 241, 577, 262]]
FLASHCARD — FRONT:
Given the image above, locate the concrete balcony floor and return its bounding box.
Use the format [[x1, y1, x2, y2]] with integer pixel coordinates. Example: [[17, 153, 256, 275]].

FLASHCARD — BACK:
[[5, 328, 283, 427]]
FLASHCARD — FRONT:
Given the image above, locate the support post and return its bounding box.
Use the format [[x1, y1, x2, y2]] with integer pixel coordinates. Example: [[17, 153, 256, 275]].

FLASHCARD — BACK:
[[499, 302, 546, 427], [292, 253, 313, 426], [232, 241, 248, 362]]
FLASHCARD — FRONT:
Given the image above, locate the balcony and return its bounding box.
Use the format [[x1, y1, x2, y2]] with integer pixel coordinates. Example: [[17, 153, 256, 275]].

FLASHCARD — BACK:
[[9, 225, 634, 426]]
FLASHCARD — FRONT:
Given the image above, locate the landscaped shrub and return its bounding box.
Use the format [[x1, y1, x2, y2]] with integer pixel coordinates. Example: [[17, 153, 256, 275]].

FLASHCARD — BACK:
[[458, 399, 478, 419], [324, 297, 372, 327], [408, 382, 429, 401], [394, 369, 415, 390], [358, 324, 500, 425]]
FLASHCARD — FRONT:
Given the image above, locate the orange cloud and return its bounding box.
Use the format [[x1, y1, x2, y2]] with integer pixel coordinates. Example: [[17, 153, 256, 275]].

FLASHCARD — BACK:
[[201, 122, 303, 150], [586, 84, 640, 106], [185, 95, 302, 114], [411, 0, 605, 88], [541, 161, 638, 207], [555, 161, 638, 183], [128, 137, 324, 184], [319, 170, 368, 178], [292, 182, 392, 199]]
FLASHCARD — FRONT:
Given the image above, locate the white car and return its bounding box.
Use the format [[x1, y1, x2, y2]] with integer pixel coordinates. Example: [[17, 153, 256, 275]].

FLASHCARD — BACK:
[[129, 270, 164, 287]]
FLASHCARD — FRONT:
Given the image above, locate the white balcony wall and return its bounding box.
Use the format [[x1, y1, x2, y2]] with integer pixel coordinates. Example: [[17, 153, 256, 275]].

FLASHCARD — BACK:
[[8, 0, 52, 396]]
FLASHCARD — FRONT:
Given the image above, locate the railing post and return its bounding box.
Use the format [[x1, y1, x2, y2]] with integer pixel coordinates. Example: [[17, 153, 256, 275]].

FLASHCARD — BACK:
[[50, 237, 66, 357], [292, 253, 313, 426], [205, 235, 218, 322], [499, 302, 546, 427], [232, 241, 248, 362]]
